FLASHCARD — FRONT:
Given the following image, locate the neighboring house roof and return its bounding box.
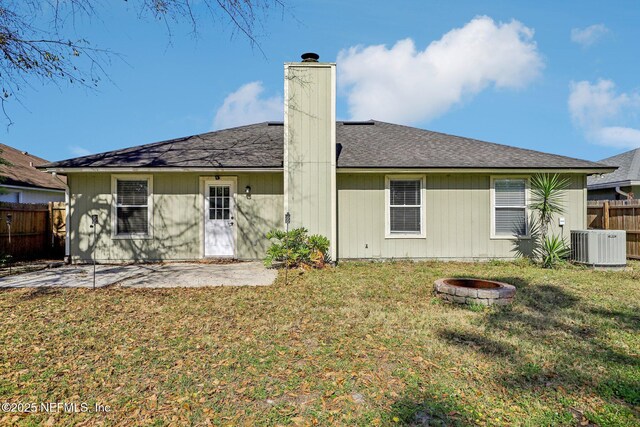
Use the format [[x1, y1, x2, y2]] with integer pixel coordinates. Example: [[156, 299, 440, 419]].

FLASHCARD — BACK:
[[587, 148, 640, 189], [41, 121, 612, 171], [0, 143, 66, 190]]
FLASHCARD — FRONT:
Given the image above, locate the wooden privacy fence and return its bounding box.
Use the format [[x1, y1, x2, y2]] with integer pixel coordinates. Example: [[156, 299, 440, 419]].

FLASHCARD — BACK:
[[0, 201, 66, 260], [587, 199, 640, 260]]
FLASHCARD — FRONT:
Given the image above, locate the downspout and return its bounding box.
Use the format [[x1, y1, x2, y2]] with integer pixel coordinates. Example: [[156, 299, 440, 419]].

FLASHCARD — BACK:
[[615, 186, 631, 200], [52, 172, 70, 263]]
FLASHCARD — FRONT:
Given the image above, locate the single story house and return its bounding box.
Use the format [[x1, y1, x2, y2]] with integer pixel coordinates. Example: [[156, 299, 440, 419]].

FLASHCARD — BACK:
[[41, 54, 614, 263], [587, 148, 639, 201], [0, 143, 66, 203]]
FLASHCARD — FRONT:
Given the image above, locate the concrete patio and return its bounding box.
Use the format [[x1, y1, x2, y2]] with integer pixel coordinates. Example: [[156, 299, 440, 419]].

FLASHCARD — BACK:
[[0, 261, 277, 288]]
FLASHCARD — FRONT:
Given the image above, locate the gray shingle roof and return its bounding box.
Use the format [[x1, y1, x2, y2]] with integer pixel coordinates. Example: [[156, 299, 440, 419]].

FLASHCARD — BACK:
[[587, 148, 640, 188], [336, 121, 608, 169], [42, 120, 612, 171], [43, 123, 284, 169]]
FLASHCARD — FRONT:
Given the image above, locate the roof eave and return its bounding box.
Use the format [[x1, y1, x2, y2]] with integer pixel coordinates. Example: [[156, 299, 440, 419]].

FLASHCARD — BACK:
[[337, 166, 617, 174], [39, 165, 615, 175], [40, 166, 284, 174], [587, 180, 640, 190]]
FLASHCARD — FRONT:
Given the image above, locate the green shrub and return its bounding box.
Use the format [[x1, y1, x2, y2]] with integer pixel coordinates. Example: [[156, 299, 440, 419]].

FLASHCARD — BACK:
[[0, 253, 12, 267], [264, 228, 330, 268]]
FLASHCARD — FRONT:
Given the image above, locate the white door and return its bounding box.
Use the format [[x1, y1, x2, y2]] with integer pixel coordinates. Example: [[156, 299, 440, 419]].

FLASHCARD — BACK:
[[204, 181, 236, 257]]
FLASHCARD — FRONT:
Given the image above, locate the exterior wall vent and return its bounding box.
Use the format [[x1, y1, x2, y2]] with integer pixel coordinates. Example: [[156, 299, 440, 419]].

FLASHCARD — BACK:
[[570, 230, 626, 268]]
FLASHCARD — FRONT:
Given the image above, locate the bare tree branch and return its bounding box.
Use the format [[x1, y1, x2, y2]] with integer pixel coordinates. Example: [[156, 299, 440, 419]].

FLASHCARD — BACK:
[[0, 0, 286, 125]]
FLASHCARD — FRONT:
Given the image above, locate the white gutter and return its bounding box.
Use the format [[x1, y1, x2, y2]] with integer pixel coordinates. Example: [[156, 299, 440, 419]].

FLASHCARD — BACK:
[[615, 186, 632, 199], [52, 172, 70, 263]]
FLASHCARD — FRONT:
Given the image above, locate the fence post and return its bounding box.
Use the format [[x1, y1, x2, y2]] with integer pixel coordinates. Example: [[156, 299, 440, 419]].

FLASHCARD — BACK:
[[603, 201, 610, 230], [48, 202, 54, 250]]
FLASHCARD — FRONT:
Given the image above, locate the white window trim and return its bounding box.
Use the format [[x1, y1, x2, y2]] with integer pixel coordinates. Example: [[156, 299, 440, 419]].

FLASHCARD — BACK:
[[490, 175, 530, 240], [111, 174, 154, 239], [385, 174, 426, 239]]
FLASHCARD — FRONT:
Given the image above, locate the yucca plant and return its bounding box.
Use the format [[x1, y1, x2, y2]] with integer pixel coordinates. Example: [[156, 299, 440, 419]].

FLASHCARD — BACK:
[[529, 173, 571, 268], [530, 173, 570, 239], [541, 234, 571, 268]]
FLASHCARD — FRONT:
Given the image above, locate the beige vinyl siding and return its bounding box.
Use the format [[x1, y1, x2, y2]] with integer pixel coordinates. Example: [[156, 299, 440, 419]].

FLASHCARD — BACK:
[[337, 173, 587, 260], [68, 172, 283, 262], [235, 173, 284, 259], [284, 62, 336, 257], [68, 170, 586, 262]]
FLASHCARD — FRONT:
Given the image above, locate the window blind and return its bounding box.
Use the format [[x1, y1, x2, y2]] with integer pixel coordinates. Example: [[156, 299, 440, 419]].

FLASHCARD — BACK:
[[117, 181, 148, 206], [495, 208, 526, 235], [390, 206, 421, 232], [495, 179, 525, 207], [390, 180, 420, 205]]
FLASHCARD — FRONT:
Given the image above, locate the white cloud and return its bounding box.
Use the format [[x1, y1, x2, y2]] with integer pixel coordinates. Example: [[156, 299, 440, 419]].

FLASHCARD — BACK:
[[571, 24, 609, 47], [568, 80, 631, 127], [213, 81, 282, 130], [337, 16, 544, 124], [594, 127, 640, 149], [69, 145, 91, 157], [568, 79, 640, 148]]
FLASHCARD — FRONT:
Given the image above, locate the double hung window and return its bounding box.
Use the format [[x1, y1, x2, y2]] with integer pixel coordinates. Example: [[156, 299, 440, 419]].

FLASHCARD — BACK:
[[386, 176, 425, 238], [493, 178, 527, 237], [114, 177, 151, 236]]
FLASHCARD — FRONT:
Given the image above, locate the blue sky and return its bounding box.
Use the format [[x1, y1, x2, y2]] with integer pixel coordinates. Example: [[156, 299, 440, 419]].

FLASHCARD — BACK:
[[2, 0, 639, 163]]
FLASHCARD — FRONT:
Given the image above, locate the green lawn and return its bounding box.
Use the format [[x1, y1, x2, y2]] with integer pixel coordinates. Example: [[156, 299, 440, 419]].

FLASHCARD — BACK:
[[0, 261, 638, 426]]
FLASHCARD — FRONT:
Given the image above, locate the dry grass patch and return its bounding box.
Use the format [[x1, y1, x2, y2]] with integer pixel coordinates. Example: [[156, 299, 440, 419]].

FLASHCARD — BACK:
[[0, 260, 638, 426]]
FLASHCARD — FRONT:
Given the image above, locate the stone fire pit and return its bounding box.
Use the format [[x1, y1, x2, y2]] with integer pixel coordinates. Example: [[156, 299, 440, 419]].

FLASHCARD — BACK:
[[434, 278, 515, 306]]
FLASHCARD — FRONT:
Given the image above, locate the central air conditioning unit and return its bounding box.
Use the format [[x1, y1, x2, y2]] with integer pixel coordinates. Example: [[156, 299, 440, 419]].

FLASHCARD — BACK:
[[570, 230, 626, 268]]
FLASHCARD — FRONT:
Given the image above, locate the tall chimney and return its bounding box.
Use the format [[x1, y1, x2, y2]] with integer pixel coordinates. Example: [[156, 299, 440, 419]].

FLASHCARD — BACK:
[[284, 53, 337, 260]]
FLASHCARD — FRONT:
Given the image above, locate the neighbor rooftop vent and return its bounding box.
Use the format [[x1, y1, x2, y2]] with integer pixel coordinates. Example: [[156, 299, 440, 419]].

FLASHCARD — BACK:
[[342, 121, 375, 125], [301, 52, 319, 62]]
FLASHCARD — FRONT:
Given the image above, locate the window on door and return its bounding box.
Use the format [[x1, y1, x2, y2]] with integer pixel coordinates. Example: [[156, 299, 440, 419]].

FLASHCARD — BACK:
[[209, 186, 231, 220]]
